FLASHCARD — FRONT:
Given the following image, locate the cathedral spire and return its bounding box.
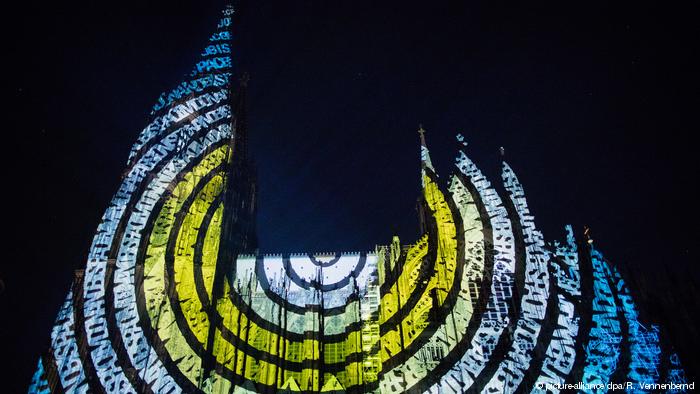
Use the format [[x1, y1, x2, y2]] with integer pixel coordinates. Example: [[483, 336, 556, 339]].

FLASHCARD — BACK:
[[418, 124, 435, 183]]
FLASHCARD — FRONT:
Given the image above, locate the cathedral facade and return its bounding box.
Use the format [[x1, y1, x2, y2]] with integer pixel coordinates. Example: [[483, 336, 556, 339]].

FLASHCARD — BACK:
[[29, 6, 689, 393]]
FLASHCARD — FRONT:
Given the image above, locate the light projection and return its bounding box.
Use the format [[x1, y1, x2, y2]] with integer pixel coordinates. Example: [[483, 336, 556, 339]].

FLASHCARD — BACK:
[[30, 5, 689, 394]]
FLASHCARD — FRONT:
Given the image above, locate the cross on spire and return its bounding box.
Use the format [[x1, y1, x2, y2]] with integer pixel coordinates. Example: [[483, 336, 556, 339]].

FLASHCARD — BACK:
[[418, 124, 428, 148]]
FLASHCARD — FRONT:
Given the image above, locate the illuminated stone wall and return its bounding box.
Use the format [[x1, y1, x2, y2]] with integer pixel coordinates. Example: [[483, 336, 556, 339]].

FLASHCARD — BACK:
[[29, 5, 689, 394]]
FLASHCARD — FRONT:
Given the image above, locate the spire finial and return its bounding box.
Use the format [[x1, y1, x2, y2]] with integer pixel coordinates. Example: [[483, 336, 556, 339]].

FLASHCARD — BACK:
[[418, 124, 428, 148], [583, 225, 594, 244], [418, 124, 435, 181]]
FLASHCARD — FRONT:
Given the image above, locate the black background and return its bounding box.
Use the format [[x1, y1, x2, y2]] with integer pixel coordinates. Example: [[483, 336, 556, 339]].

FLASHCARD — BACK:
[[3, 0, 698, 391]]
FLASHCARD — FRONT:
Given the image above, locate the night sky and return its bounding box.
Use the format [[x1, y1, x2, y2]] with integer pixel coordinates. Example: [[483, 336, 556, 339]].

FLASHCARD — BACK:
[[3, 0, 698, 390]]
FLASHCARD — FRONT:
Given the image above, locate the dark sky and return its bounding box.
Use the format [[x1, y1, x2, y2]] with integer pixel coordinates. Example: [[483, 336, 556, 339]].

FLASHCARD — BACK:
[[3, 0, 698, 390]]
